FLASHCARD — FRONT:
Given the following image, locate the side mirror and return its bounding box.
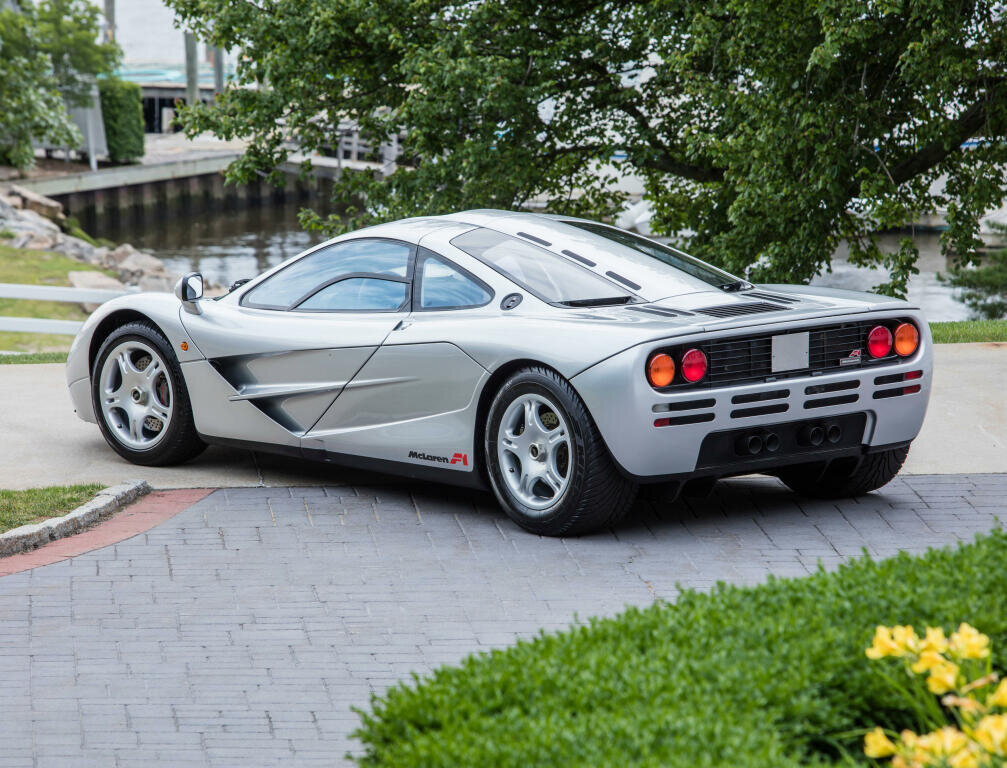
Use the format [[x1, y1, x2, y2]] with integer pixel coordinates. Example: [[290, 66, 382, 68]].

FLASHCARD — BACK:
[[174, 272, 203, 302]]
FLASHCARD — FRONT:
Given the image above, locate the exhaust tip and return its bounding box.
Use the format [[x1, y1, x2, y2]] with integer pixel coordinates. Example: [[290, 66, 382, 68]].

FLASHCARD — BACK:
[[763, 432, 781, 452], [736, 434, 763, 456], [826, 424, 842, 444]]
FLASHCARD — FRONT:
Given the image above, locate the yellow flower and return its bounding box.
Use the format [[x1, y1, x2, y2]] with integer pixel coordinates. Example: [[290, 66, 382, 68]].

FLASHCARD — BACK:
[[920, 626, 949, 654], [917, 727, 969, 757], [927, 660, 961, 695], [912, 650, 947, 674], [988, 679, 1007, 709], [973, 714, 1007, 755], [867, 625, 914, 659], [949, 623, 990, 660], [948, 747, 980, 768], [893, 625, 921, 655], [865, 726, 898, 758]]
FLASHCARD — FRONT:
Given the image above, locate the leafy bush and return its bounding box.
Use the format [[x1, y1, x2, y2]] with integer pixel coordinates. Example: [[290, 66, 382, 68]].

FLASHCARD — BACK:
[[352, 530, 1007, 767], [98, 77, 144, 164]]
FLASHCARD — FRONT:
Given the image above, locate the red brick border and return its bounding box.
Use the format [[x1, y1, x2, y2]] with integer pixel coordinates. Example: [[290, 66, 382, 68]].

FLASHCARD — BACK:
[[0, 488, 214, 577]]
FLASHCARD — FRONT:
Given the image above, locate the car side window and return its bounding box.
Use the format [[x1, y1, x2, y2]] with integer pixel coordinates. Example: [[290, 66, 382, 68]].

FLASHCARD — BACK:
[[242, 238, 413, 310], [296, 278, 407, 312], [415, 249, 493, 310]]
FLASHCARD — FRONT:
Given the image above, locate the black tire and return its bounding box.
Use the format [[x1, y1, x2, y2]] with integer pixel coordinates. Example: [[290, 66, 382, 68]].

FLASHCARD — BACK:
[[778, 445, 910, 498], [484, 366, 637, 536], [91, 321, 205, 466]]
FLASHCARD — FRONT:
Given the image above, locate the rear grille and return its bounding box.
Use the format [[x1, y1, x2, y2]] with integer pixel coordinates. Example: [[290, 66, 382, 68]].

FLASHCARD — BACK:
[[746, 291, 801, 304], [694, 301, 788, 318], [654, 319, 910, 390]]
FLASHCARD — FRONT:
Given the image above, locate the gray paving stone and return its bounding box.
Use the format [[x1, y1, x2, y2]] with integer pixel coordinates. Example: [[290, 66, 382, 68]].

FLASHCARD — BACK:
[[0, 473, 1002, 766]]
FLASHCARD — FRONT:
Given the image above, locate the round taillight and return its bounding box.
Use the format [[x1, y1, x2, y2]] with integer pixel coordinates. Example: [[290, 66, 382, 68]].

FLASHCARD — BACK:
[[681, 348, 708, 382], [894, 322, 919, 357], [647, 353, 675, 388], [867, 326, 893, 358]]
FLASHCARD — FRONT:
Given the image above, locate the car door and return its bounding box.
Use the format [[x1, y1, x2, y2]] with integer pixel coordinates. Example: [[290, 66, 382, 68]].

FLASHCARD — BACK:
[[305, 245, 495, 472], [179, 237, 415, 445]]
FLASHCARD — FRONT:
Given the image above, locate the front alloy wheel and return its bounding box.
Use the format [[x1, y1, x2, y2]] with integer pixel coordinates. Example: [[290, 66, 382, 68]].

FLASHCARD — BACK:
[[98, 340, 174, 451], [91, 321, 205, 466]]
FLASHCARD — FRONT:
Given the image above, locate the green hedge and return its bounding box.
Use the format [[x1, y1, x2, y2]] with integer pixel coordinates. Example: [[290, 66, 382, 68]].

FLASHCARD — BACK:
[[352, 530, 1007, 767], [98, 77, 144, 164]]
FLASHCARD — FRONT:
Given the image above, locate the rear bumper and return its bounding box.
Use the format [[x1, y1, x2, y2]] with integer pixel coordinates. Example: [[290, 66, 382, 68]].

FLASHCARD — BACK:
[[571, 312, 932, 480]]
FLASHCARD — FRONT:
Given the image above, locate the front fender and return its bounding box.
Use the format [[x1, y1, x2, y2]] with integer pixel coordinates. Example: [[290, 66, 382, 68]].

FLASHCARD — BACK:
[[66, 293, 207, 422]]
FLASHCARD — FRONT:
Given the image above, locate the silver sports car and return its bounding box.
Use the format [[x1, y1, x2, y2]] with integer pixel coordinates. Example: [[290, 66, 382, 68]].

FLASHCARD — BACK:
[[67, 210, 932, 535]]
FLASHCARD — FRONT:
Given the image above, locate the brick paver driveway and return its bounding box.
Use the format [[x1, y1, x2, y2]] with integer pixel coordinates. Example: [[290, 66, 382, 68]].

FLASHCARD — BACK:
[[1, 473, 1002, 767]]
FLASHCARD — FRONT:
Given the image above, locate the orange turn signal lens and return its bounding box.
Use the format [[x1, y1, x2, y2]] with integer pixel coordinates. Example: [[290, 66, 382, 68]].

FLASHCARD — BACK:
[[180, 341, 189, 351], [647, 353, 675, 388], [894, 323, 919, 357]]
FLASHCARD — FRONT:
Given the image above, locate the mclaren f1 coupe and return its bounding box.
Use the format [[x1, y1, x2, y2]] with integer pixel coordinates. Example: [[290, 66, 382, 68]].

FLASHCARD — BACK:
[[67, 210, 932, 535]]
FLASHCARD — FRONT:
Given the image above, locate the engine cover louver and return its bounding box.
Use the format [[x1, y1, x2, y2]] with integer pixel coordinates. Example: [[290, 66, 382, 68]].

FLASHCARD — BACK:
[[694, 301, 788, 318]]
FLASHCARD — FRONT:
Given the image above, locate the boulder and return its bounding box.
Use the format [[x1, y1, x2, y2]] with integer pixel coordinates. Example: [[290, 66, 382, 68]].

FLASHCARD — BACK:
[[118, 250, 167, 281], [137, 273, 178, 293], [68, 271, 127, 312], [9, 185, 64, 222], [106, 243, 142, 266]]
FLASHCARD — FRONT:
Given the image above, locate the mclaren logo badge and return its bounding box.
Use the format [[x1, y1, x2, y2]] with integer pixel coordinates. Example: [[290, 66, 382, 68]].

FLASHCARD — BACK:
[[408, 450, 469, 466], [839, 349, 863, 367]]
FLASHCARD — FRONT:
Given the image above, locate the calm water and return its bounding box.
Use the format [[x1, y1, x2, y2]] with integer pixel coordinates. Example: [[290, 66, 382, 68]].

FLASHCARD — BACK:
[[94, 202, 971, 320]]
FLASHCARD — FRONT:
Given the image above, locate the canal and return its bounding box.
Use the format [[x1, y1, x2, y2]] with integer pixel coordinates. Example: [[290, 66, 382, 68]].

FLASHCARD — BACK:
[[93, 201, 970, 320]]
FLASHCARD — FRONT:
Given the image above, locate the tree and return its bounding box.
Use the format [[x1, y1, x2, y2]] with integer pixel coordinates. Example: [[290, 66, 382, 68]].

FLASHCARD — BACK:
[[942, 224, 1007, 319], [167, 0, 1007, 295], [0, 0, 119, 169]]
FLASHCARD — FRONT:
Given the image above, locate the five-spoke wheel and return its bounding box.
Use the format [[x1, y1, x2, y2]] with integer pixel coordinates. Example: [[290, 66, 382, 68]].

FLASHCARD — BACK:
[[91, 321, 205, 466], [98, 340, 174, 450], [497, 393, 572, 512], [485, 366, 637, 536]]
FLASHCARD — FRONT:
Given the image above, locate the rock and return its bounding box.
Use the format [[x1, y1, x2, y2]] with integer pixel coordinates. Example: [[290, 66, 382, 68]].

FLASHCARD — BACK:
[[106, 243, 142, 266], [0, 192, 21, 210], [10, 207, 60, 235], [118, 251, 167, 281], [21, 232, 59, 251], [68, 271, 126, 312], [50, 233, 98, 263], [9, 185, 64, 222], [137, 273, 178, 293]]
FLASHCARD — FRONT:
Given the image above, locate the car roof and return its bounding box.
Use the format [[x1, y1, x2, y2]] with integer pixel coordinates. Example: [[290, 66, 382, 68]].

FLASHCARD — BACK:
[[434, 209, 728, 303]]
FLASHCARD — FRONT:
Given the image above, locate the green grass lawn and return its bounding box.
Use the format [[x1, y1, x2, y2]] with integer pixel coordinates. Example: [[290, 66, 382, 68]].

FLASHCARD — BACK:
[[929, 319, 1007, 343], [0, 484, 104, 534], [0, 243, 112, 355]]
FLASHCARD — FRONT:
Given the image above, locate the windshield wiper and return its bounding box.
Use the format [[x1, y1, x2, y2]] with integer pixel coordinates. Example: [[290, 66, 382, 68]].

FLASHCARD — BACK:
[[719, 279, 753, 292], [560, 296, 636, 307]]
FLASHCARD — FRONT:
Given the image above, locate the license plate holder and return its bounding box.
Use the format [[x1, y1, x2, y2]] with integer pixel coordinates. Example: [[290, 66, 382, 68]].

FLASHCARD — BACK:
[[771, 332, 809, 373]]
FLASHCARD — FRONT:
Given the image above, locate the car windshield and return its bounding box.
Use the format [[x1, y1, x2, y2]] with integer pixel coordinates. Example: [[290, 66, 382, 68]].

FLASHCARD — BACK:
[[450, 228, 634, 304], [562, 221, 743, 289]]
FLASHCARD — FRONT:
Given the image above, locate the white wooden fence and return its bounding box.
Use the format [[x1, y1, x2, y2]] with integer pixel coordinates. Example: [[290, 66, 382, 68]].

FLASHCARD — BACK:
[[0, 282, 135, 335]]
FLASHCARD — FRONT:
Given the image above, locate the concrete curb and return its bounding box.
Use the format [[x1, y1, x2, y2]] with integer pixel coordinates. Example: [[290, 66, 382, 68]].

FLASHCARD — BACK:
[[0, 480, 151, 557]]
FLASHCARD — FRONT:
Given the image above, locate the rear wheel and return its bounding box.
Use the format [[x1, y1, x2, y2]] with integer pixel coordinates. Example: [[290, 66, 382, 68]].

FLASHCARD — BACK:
[[778, 445, 910, 498], [485, 366, 637, 536], [91, 321, 205, 466]]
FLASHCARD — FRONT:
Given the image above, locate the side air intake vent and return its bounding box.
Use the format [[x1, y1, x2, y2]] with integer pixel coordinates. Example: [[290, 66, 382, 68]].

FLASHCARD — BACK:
[[694, 301, 787, 318]]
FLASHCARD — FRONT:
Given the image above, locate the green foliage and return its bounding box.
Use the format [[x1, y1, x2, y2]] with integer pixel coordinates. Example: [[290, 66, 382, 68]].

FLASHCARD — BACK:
[[942, 225, 1007, 320], [930, 320, 1007, 344], [98, 77, 144, 164], [167, 0, 1007, 298], [0, 0, 119, 169], [350, 530, 1007, 767], [31, 0, 120, 107]]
